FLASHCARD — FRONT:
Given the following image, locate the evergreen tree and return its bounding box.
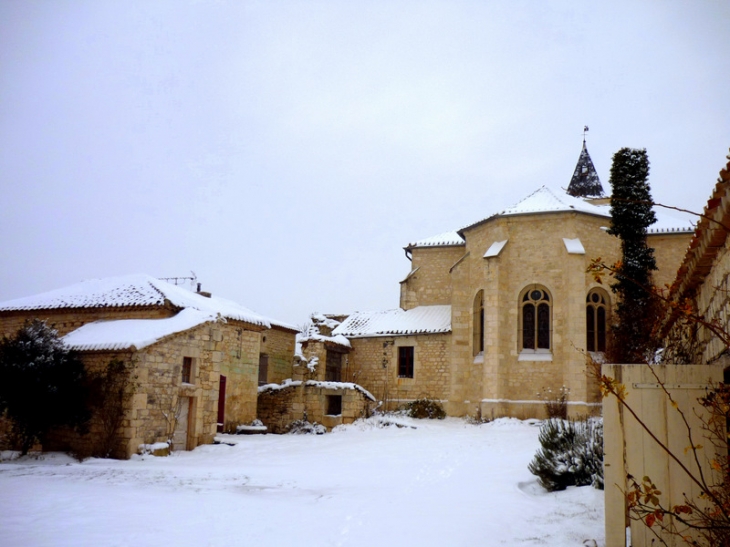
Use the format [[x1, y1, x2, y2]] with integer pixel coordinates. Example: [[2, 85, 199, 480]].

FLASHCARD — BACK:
[[607, 147, 659, 363], [0, 320, 89, 454]]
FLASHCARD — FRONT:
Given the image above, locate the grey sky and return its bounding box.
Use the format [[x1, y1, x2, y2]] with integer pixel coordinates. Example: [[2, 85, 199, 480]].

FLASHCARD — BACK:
[[1, 1, 728, 325]]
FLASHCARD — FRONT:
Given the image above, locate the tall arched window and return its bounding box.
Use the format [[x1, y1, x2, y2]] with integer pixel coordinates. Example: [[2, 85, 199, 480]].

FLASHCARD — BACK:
[[586, 289, 609, 353], [473, 290, 484, 355], [520, 286, 551, 352]]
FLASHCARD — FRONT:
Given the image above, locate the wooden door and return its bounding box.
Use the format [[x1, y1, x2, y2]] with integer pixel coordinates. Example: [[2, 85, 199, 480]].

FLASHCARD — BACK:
[[217, 375, 226, 433]]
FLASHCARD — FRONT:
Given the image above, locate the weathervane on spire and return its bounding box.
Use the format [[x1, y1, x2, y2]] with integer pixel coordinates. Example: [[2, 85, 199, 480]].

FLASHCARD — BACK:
[[583, 125, 589, 145]]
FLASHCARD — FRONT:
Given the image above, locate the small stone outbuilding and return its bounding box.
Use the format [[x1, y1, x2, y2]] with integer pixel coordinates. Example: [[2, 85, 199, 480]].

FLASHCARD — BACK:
[[257, 314, 375, 432], [0, 274, 296, 458]]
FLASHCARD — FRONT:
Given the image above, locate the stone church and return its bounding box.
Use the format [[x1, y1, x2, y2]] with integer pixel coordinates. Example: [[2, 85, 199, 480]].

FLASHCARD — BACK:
[[333, 143, 694, 418]]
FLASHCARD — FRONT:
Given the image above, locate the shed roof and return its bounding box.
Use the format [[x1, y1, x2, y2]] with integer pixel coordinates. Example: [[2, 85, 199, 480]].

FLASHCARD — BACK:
[[63, 308, 218, 351], [333, 305, 451, 338]]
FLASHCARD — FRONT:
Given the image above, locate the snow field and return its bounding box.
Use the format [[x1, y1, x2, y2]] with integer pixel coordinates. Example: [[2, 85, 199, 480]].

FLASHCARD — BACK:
[[0, 417, 604, 547]]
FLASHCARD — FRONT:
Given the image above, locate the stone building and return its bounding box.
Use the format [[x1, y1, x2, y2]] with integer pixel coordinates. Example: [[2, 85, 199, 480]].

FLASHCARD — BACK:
[[666, 150, 730, 366], [257, 314, 375, 432], [333, 143, 695, 418], [0, 274, 297, 458]]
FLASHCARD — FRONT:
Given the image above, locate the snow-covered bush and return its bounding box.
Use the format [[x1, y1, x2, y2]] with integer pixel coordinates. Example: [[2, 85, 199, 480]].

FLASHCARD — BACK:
[[404, 399, 446, 420], [528, 417, 604, 492], [286, 420, 326, 435]]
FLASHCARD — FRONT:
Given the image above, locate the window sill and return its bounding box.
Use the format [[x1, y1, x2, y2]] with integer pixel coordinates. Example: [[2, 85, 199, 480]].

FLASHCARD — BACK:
[[518, 351, 553, 362], [397, 376, 415, 380], [473, 352, 484, 364]]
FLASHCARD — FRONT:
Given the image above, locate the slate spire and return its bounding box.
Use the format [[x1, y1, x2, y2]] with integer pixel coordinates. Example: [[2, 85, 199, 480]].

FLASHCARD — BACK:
[[567, 140, 605, 198]]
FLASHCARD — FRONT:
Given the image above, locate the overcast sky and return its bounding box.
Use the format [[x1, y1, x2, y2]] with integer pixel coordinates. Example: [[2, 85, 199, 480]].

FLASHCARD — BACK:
[[1, 1, 729, 326]]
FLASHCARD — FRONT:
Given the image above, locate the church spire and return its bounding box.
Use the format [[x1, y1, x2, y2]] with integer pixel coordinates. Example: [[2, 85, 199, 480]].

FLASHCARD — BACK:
[[566, 128, 605, 198]]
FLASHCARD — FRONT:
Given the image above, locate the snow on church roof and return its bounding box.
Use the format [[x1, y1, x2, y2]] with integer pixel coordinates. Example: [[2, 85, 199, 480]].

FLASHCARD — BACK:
[[406, 231, 465, 250], [333, 305, 451, 338], [0, 274, 270, 327], [63, 308, 218, 351]]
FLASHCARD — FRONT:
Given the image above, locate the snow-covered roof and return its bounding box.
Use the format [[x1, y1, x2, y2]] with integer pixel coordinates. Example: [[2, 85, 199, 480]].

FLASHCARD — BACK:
[[63, 308, 218, 351], [406, 231, 465, 250], [646, 208, 695, 234], [562, 238, 585, 255], [0, 274, 270, 327], [458, 186, 694, 236], [484, 240, 508, 258], [333, 305, 451, 338]]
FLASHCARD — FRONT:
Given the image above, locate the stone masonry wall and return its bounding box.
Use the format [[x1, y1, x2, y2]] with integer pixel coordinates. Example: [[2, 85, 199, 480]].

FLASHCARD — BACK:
[[348, 334, 450, 411], [400, 246, 465, 310], [0, 306, 175, 339], [260, 326, 296, 385], [649, 232, 693, 289], [257, 383, 373, 433]]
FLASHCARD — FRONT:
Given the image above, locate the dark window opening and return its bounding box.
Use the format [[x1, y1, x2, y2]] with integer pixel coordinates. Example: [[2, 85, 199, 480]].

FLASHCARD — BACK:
[[325, 350, 343, 382], [326, 395, 342, 416], [182, 357, 192, 384], [521, 288, 551, 351], [586, 290, 608, 353], [258, 354, 269, 386], [398, 346, 414, 378]]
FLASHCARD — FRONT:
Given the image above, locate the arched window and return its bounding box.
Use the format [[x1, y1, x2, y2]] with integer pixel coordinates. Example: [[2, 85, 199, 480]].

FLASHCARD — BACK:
[[520, 286, 551, 352], [586, 289, 609, 353], [473, 290, 484, 355]]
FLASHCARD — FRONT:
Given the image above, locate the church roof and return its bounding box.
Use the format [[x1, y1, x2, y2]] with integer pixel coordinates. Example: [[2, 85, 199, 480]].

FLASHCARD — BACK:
[[567, 143, 605, 198], [458, 186, 610, 235], [405, 230, 465, 250], [333, 305, 451, 338], [0, 274, 272, 327]]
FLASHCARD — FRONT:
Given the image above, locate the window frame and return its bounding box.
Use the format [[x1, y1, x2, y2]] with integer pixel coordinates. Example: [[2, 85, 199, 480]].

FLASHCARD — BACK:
[[181, 356, 194, 384], [586, 288, 609, 354], [398, 346, 415, 378], [518, 286, 553, 361]]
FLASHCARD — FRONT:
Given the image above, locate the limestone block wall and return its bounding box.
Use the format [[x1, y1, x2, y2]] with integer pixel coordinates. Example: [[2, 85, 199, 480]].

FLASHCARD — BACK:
[[348, 334, 450, 411], [693, 242, 730, 363], [400, 246, 465, 310], [260, 327, 296, 385], [257, 383, 373, 433], [43, 319, 262, 458], [217, 324, 262, 431], [649, 232, 693, 290], [452, 212, 619, 418], [0, 306, 175, 339], [294, 340, 352, 383]]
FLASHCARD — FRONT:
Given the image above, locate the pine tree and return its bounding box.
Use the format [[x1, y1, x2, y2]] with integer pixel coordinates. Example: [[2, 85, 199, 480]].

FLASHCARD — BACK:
[[0, 320, 89, 454], [607, 147, 659, 363]]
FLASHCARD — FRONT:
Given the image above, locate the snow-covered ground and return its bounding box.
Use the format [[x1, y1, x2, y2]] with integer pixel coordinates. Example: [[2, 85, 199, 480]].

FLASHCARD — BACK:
[[0, 417, 604, 547]]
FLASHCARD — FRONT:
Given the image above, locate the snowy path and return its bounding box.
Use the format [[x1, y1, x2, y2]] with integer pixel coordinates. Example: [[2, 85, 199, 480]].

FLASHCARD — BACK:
[[0, 418, 604, 546]]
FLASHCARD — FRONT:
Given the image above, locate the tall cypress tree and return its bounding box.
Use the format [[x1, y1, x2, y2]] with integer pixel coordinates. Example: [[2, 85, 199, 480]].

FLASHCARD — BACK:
[[607, 147, 658, 363]]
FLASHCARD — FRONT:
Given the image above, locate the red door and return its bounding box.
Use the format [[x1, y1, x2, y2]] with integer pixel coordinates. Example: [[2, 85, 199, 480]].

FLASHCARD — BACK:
[[217, 375, 226, 433]]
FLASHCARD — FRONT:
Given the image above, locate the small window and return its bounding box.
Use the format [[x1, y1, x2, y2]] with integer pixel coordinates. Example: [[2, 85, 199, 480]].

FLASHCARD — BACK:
[[325, 350, 342, 382], [398, 346, 414, 378], [182, 357, 193, 384], [473, 290, 484, 355], [258, 354, 269, 386], [326, 395, 342, 416]]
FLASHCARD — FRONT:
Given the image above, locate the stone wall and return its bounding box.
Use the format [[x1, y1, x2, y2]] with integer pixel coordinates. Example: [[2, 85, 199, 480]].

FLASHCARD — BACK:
[[0, 306, 176, 339], [257, 382, 374, 433], [348, 333, 450, 411], [260, 326, 296, 385], [400, 246, 465, 310], [649, 232, 693, 289]]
